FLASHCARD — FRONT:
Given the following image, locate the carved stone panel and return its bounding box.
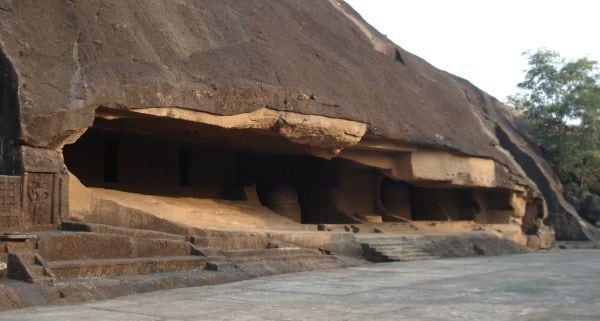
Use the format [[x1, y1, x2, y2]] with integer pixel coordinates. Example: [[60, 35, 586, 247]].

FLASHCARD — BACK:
[[0, 175, 22, 229], [20, 146, 63, 173], [24, 173, 56, 226]]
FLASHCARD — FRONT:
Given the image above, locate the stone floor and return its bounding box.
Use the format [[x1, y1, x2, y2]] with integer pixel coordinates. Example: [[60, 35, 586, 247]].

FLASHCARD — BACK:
[[1, 250, 599, 321]]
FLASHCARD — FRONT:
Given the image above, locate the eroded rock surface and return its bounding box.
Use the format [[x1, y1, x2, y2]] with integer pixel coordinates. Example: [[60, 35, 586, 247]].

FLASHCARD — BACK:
[[0, 1, 540, 160]]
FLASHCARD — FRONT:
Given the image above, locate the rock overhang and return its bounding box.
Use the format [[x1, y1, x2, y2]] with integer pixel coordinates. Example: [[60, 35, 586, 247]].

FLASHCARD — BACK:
[[0, 0, 512, 158]]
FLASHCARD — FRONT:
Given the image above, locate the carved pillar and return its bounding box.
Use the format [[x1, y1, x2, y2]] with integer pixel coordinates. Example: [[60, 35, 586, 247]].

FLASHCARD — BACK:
[[19, 147, 67, 230]]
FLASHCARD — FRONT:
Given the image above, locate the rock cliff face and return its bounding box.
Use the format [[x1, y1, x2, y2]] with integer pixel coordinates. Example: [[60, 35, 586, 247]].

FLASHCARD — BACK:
[[0, 0, 596, 240], [0, 1, 536, 157]]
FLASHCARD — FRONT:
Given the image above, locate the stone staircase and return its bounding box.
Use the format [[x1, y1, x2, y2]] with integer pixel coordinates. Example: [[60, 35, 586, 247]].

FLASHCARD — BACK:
[[23, 228, 210, 279], [190, 232, 269, 251], [0, 233, 56, 284], [317, 222, 417, 234], [46, 255, 207, 278], [1, 234, 56, 284], [7, 250, 55, 284], [218, 246, 349, 277], [2, 228, 233, 281], [192, 238, 348, 275], [356, 235, 438, 262], [1, 222, 361, 284]]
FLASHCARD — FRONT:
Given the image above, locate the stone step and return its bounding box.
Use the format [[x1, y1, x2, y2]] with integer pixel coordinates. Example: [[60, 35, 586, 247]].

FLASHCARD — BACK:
[[223, 247, 337, 264], [61, 221, 187, 242], [363, 239, 414, 244], [28, 275, 55, 285], [379, 253, 436, 261], [46, 255, 207, 278], [370, 245, 425, 251], [384, 255, 436, 262], [376, 250, 431, 257], [38, 233, 194, 261], [7, 252, 55, 284], [0, 234, 38, 241], [231, 253, 335, 264], [367, 243, 419, 250], [358, 239, 412, 245], [377, 250, 434, 257], [355, 235, 410, 240], [362, 244, 422, 254], [206, 256, 237, 272], [267, 241, 297, 249], [3, 240, 37, 253], [374, 248, 438, 261], [371, 249, 422, 256], [205, 244, 342, 271], [28, 264, 45, 277], [358, 236, 438, 263], [191, 235, 269, 250], [17, 252, 36, 265], [222, 247, 314, 258], [191, 246, 222, 257]]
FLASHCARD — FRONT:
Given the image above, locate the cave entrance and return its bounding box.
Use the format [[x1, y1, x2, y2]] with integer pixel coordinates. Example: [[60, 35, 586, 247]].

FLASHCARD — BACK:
[[63, 109, 520, 228], [406, 184, 479, 221], [62, 109, 375, 225], [379, 178, 514, 224]]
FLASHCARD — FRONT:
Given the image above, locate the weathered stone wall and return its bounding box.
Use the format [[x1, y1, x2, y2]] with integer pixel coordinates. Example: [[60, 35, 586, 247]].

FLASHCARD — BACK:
[[0, 175, 21, 228]]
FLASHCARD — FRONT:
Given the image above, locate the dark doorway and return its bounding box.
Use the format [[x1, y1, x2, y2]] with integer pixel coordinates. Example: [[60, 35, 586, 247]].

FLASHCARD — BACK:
[[103, 141, 119, 183], [179, 149, 191, 187], [408, 185, 479, 221]]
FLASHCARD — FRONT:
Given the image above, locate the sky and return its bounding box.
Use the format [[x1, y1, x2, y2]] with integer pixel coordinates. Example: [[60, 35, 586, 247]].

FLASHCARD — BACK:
[[344, 0, 600, 102]]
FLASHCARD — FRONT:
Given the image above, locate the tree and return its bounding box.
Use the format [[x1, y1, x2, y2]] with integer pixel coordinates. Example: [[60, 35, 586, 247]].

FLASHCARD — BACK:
[[509, 49, 600, 203]]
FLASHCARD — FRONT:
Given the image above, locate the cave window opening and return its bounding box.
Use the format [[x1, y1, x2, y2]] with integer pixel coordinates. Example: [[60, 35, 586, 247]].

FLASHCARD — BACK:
[[103, 141, 119, 183], [179, 149, 191, 187]]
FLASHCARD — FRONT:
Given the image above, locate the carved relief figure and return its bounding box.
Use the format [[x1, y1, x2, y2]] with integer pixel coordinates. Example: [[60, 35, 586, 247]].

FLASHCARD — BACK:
[[27, 177, 52, 225]]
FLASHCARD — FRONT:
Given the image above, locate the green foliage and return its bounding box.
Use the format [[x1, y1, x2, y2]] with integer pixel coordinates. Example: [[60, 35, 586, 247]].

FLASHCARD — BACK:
[[509, 49, 600, 205]]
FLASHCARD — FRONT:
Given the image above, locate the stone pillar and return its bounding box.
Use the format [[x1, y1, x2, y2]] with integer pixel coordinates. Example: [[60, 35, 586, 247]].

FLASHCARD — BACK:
[[264, 185, 302, 223], [19, 146, 68, 230]]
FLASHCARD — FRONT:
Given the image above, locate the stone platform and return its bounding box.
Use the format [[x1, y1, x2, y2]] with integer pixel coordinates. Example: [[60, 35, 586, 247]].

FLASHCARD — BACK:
[[0, 221, 533, 311], [1, 250, 598, 321]]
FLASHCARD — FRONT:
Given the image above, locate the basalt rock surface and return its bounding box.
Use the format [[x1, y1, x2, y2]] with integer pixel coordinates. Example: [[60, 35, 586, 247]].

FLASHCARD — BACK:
[[0, 1, 543, 159]]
